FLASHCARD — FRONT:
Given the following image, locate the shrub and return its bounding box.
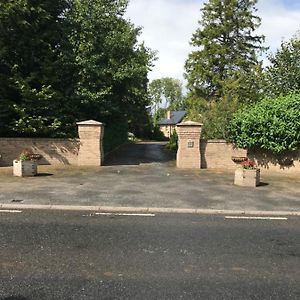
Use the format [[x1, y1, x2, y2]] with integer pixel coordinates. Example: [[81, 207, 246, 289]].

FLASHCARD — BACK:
[[166, 129, 178, 151], [228, 92, 300, 154], [201, 97, 239, 139], [185, 95, 239, 140], [150, 126, 168, 141]]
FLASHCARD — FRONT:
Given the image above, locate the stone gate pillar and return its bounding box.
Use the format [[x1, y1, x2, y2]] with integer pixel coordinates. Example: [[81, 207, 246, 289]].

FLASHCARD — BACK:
[[176, 121, 203, 169], [77, 120, 104, 166]]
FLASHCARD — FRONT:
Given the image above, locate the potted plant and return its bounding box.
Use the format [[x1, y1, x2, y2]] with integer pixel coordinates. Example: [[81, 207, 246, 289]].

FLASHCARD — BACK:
[[13, 149, 38, 177], [234, 159, 260, 187]]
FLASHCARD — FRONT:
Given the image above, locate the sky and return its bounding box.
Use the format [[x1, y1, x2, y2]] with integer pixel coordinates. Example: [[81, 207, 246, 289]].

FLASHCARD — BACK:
[[125, 0, 300, 82]]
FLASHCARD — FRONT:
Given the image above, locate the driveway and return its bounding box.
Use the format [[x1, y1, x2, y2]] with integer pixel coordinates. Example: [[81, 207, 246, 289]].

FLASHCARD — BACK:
[[0, 142, 299, 212], [104, 141, 175, 166]]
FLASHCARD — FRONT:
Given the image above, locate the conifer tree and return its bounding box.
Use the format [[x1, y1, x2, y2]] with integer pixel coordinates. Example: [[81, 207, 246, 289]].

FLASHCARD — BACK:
[[185, 0, 266, 103]]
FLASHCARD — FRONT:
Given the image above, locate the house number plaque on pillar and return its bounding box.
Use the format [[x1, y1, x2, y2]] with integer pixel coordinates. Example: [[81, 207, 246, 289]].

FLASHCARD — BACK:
[[176, 120, 203, 169], [188, 141, 194, 148]]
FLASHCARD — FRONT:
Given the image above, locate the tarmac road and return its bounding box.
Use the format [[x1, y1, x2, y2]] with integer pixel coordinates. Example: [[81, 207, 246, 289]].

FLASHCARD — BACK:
[[0, 210, 299, 299]]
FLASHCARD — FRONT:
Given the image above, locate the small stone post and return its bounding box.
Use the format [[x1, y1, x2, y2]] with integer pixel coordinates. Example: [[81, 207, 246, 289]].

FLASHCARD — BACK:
[[176, 121, 203, 169], [77, 120, 104, 166]]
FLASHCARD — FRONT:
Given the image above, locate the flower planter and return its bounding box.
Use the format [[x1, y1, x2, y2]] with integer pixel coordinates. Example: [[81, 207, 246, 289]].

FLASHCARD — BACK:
[[234, 168, 260, 187], [13, 160, 37, 177]]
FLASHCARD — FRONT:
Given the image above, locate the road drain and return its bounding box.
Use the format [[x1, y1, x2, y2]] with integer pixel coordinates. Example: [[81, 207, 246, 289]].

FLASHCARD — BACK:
[[11, 199, 24, 203]]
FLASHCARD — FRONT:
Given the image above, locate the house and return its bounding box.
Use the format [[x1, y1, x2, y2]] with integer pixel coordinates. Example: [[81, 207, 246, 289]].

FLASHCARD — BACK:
[[157, 111, 186, 138]]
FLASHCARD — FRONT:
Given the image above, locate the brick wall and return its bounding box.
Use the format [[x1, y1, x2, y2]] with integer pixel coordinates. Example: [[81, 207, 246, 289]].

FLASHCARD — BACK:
[[248, 148, 300, 173], [176, 121, 202, 169], [77, 120, 104, 166], [1, 136, 299, 173], [200, 140, 247, 169], [0, 138, 80, 166], [200, 140, 300, 173], [159, 125, 175, 138]]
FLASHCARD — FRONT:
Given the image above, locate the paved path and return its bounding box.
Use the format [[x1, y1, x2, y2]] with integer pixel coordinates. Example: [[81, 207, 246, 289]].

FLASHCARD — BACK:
[[0, 142, 299, 213], [0, 210, 299, 299]]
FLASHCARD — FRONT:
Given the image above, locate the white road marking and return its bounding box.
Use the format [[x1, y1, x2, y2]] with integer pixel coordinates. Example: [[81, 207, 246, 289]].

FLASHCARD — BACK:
[[95, 213, 155, 217], [225, 216, 288, 220], [0, 210, 22, 213]]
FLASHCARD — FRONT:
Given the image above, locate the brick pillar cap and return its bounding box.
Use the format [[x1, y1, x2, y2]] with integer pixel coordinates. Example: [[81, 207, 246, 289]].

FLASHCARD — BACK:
[[77, 120, 103, 126], [177, 120, 203, 127]]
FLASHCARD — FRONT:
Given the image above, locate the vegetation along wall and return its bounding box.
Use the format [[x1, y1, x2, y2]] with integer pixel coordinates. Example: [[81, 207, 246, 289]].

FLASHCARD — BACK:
[[200, 140, 300, 173]]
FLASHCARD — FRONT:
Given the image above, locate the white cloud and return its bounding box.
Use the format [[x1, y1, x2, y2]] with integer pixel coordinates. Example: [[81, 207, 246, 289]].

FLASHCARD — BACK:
[[126, 0, 204, 81], [257, 0, 300, 54], [126, 0, 300, 82]]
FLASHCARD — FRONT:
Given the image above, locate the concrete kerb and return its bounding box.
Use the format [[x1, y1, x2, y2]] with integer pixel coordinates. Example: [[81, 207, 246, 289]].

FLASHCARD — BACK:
[[0, 203, 299, 217]]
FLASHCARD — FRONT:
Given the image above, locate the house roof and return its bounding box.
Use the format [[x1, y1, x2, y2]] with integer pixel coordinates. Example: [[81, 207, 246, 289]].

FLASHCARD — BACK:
[[157, 111, 186, 125]]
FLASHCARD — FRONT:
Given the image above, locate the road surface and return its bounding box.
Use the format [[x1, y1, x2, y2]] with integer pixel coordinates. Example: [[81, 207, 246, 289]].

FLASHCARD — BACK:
[[0, 210, 299, 299]]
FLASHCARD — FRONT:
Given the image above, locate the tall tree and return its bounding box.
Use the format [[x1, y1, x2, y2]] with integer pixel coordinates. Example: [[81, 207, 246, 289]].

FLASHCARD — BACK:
[[185, 0, 266, 103], [0, 0, 73, 137], [264, 33, 300, 98], [0, 0, 154, 142], [148, 77, 184, 113], [67, 0, 154, 137]]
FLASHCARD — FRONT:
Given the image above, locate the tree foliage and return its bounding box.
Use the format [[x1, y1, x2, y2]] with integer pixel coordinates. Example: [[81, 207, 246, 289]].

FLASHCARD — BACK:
[[185, 0, 266, 103], [185, 94, 239, 139], [148, 77, 184, 113], [0, 0, 154, 143], [151, 107, 167, 127], [228, 92, 300, 154], [0, 0, 73, 136], [264, 34, 300, 98], [68, 0, 153, 126]]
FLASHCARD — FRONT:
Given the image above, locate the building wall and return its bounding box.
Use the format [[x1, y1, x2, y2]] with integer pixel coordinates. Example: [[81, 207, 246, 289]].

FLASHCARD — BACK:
[[0, 138, 80, 166], [159, 125, 176, 138], [200, 140, 300, 173]]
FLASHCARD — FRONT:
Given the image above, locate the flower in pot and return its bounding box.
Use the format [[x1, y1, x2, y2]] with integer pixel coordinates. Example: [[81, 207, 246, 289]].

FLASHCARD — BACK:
[[13, 149, 38, 177], [240, 159, 257, 170], [234, 159, 260, 187]]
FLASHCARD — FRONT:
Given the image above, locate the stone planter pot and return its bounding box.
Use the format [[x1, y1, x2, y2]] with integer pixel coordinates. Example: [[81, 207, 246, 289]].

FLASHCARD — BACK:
[[234, 168, 260, 187], [13, 160, 37, 177]]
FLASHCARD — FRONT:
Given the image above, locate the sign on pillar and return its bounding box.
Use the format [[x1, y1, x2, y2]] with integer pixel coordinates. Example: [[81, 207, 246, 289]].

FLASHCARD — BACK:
[[77, 120, 104, 166], [176, 121, 203, 169]]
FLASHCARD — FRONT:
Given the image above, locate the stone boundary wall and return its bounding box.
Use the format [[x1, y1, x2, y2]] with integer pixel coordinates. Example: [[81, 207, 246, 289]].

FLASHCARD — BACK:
[[1, 136, 299, 173], [201, 140, 300, 173], [248, 148, 300, 173], [200, 140, 247, 169], [0, 138, 80, 167]]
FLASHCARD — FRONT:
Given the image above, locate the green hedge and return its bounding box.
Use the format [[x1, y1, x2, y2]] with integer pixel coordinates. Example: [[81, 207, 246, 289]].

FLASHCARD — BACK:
[[166, 129, 178, 151], [228, 92, 300, 154]]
